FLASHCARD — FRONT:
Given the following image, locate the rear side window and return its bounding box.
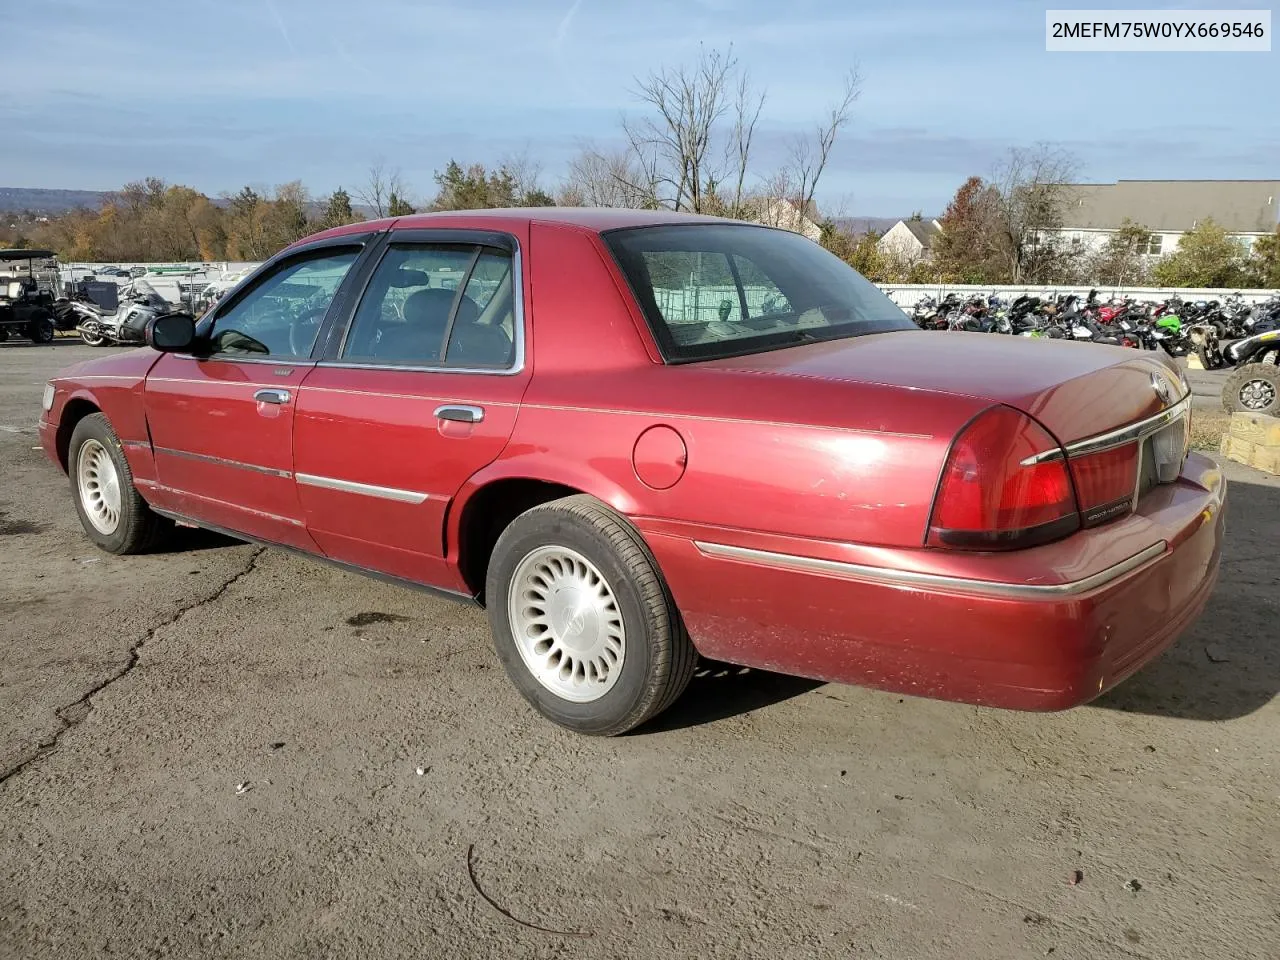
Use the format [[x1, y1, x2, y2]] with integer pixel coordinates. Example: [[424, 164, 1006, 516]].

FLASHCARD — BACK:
[[342, 244, 516, 369], [604, 224, 914, 362]]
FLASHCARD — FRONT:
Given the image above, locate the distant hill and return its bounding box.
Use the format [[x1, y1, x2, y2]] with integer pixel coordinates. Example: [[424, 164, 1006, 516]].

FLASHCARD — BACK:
[[1, 188, 929, 232], [0, 187, 112, 214], [0, 187, 376, 219]]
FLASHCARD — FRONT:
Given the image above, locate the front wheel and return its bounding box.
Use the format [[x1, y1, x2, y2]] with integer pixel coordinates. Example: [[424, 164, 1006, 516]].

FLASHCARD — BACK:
[[1196, 343, 1223, 370], [485, 495, 697, 736], [68, 413, 173, 554], [1223, 364, 1280, 416]]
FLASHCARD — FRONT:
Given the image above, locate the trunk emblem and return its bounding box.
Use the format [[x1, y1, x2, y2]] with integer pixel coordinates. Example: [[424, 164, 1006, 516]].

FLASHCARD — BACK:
[[1151, 372, 1172, 405]]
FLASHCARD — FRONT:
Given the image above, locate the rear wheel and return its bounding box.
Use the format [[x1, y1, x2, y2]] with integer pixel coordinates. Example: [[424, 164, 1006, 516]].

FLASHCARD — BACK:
[[68, 413, 173, 554], [485, 495, 697, 736], [1223, 364, 1280, 416], [28, 317, 55, 343]]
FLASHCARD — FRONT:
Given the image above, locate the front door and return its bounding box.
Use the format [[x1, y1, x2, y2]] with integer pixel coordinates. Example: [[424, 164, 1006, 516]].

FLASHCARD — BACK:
[[143, 243, 367, 549], [292, 229, 531, 589]]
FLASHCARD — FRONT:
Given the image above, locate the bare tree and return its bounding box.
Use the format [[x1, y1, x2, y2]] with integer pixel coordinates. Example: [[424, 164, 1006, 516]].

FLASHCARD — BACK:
[[622, 44, 741, 213], [989, 143, 1081, 283], [560, 144, 656, 208], [612, 45, 859, 230], [750, 168, 801, 229], [774, 69, 861, 219], [499, 148, 556, 205], [726, 72, 766, 217], [356, 159, 411, 218]]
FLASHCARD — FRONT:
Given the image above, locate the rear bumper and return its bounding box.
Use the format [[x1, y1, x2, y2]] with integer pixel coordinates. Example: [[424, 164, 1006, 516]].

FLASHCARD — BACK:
[[642, 453, 1226, 711]]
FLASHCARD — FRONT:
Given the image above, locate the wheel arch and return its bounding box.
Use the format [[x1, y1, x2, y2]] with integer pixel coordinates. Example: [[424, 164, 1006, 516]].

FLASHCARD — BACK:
[[55, 392, 103, 471], [447, 460, 644, 603]]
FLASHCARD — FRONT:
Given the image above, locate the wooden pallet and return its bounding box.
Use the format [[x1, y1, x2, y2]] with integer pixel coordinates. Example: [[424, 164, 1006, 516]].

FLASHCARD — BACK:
[[1220, 412, 1280, 475]]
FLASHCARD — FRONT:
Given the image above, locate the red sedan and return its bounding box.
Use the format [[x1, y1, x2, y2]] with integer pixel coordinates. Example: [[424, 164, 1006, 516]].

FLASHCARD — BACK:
[[39, 210, 1226, 735]]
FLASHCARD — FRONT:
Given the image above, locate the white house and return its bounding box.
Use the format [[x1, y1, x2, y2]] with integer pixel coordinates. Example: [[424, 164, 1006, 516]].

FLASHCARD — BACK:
[[1049, 179, 1280, 257], [878, 218, 942, 263]]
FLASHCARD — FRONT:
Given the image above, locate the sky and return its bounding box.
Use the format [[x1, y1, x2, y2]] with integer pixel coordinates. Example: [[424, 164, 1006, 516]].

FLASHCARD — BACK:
[[1, 0, 1275, 216]]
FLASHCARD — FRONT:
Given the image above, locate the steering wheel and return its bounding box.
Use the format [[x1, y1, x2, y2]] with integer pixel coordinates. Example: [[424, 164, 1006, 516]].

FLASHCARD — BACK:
[[289, 306, 327, 356]]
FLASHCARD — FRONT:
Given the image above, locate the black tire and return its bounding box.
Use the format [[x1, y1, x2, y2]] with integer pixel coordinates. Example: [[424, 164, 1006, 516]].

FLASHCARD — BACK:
[[484, 494, 697, 736], [0, 326, 8, 342], [1222, 364, 1280, 416], [67, 413, 173, 554], [1196, 343, 1222, 371], [28, 317, 55, 343]]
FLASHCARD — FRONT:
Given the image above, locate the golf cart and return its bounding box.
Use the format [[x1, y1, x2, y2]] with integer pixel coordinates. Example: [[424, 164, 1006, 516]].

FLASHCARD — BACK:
[[0, 249, 62, 343]]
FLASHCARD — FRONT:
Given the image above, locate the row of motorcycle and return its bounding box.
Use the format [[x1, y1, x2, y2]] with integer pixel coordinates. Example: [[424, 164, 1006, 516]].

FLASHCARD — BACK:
[[907, 289, 1280, 413]]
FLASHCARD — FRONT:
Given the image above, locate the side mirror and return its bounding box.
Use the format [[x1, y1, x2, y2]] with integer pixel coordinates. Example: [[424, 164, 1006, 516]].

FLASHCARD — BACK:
[[147, 312, 196, 352]]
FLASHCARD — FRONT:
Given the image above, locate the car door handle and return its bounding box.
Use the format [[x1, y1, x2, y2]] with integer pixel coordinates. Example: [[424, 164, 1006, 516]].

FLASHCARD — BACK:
[[434, 404, 484, 424], [254, 389, 291, 404]]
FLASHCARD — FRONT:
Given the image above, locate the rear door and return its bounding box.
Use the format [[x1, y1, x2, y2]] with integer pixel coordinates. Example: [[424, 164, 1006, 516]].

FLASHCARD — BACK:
[[293, 227, 531, 590], [143, 237, 375, 549]]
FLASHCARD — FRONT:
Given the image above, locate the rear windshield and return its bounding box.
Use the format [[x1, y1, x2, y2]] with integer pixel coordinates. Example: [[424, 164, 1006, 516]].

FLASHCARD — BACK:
[[603, 223, 915, 362]]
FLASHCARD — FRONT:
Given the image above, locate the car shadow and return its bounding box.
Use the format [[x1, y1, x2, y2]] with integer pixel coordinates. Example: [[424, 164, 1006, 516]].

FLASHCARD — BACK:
[[0, 336, 87, 348], [152, 526, 244, 554], [634, 661, 824, 734], [1093, 469, 1280, 721]]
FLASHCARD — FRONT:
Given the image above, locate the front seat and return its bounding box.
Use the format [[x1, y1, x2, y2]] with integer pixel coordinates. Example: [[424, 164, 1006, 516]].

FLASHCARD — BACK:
[[375, 288, 477, 363]]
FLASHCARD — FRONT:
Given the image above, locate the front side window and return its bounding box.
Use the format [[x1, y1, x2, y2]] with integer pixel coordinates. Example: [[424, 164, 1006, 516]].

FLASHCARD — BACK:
[[207, 248, 360, 358], [342, 243, 516, 369], [603, 224, 914, 362]]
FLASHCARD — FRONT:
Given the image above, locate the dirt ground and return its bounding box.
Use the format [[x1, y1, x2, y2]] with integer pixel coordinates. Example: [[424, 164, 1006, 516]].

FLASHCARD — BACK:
[[2, 341, 1277, 960]]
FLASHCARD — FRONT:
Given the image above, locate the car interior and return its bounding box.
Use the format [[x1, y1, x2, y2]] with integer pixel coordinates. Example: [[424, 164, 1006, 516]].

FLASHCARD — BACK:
[[343, 253, 516, 368]]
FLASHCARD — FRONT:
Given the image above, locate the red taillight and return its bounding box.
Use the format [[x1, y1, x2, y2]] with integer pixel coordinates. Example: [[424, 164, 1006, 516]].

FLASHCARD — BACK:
[[928, 406, 1079, 550], [1070, 443, 1139, 527]]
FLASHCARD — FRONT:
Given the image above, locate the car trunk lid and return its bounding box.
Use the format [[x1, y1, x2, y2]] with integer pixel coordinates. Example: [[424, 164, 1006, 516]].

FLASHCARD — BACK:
[[702, 329, 1187, 446]]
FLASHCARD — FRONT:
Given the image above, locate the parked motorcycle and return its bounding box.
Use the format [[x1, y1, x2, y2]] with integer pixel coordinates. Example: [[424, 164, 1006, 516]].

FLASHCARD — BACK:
[[76, 281, 169, 346], [1048, 294, 1128, 345], [52, 291, 106, 334]]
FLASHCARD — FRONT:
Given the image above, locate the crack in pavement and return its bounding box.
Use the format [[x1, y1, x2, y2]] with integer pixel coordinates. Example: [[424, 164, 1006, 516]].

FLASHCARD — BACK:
[[0, 546, 267, 789], [935, 873, 1155, 960]]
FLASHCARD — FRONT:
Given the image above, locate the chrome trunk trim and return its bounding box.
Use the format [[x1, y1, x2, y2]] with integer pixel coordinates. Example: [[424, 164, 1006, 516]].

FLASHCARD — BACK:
[[1022, 393, 1191, 465]]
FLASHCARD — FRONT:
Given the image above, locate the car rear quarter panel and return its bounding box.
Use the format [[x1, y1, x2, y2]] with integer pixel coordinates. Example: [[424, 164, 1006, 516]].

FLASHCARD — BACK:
[[467, 221, 990, 553], [511, 367, 981, 547]]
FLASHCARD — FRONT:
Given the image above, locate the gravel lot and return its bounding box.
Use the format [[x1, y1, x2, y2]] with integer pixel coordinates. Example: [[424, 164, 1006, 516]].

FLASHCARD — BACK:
[[2, 341, 1277, 960]]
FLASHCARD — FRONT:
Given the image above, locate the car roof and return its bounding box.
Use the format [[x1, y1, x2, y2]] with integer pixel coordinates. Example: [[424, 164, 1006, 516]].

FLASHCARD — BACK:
[[397, 207, 734, 231], [303, 207, 747, 244]]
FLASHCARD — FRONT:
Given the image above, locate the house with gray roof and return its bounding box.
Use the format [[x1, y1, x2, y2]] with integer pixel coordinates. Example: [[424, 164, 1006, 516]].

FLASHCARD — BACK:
[[878, 217, 942, 263], [1051, 179, 1280, 258]]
